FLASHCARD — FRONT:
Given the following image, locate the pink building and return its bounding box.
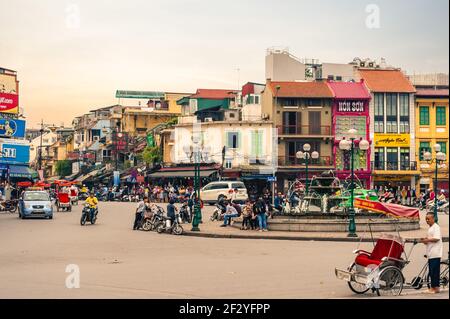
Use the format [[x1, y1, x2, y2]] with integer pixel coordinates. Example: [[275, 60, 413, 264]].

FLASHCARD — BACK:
[[327, 80, 372, 188]]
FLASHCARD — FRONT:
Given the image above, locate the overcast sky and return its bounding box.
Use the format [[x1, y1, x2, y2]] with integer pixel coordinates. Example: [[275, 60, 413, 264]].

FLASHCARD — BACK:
[[0, 0, 448, 128]]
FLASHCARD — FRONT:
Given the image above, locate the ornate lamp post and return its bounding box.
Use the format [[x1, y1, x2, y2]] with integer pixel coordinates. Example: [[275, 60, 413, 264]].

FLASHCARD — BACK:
[[296, 143, 319, 196], [423, 144, 446, 223], [183, 136, 210, 231], [338, 129, 370, 237]]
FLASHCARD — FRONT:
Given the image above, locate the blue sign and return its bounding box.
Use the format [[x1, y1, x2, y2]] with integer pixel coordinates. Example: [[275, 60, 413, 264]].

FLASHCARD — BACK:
[[0, 118, 26, 138], [0, 143, 30, 164], [267, 176, 277, 182], [113, 171, 120, 186]]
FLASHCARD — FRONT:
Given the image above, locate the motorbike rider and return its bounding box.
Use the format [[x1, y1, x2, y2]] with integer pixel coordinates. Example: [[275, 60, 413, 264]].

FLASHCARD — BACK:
[[437, 190, 447, 207], [133, 197, 149, 230], [85, 192, 99, 222], [167, 199, 177, 225], [217, 195, 228, 214]]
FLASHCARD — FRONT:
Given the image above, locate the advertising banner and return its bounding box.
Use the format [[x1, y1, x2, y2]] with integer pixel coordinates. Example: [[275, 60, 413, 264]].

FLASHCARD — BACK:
[[0, 118, 26, 138], [0, 92, 19, 114], [0, 143, 30, 164], [354, 198, 419, 219], [113, 171, 120, 186], [374, 134, 410, 147]]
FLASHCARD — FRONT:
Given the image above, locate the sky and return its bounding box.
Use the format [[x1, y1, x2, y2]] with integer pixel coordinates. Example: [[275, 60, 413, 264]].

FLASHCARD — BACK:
[[0, 0, 448, 128]]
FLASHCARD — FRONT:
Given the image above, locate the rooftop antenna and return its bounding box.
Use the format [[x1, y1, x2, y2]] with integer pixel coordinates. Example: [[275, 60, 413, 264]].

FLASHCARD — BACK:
[[236, 68, 240, 91]]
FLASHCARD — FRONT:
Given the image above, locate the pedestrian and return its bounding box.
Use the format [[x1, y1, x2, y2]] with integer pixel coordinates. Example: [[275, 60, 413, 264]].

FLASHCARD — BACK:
[[406, 186, 412, 206], [220, 200, 239, 227], [167, 199, 177, 225], [133, 197, 149, 230], [420, 212, 443, 294], [401, 186, 407, 205], [253, 197, 268, 232], [241, 200, 252, 230]]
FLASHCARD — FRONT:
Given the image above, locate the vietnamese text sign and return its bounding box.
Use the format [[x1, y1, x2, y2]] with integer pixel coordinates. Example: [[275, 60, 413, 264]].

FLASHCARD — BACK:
[[0, 118, 26, 138], [0, 93, 19, 113], [374, 134, 410, 147], [337, 100, 366, 113]]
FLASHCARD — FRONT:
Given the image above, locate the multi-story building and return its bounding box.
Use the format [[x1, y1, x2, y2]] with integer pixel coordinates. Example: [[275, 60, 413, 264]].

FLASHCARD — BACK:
[[415, 89, 449, 194], [357, 69, 418, 189], [261, 80, 334, 192], [0, 67, 20, 115], [241, 82, 266, 121], [327, 80, 372, 188]]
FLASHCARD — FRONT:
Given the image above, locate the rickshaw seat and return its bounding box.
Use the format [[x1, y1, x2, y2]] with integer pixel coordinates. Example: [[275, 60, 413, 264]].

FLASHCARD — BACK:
[[355, 236, 404, 268]]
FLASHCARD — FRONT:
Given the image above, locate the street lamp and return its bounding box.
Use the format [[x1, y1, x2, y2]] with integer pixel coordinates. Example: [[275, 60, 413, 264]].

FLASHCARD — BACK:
[[423, 143, 446, 223], [296, 143, 319, 196], [339, 128, 370, 237], [183, 136, 210, 232]]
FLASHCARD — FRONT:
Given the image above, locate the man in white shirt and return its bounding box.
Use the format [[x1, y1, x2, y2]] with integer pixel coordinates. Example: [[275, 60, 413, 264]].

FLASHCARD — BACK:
[[220, 201, 239, 227], [420, 212, 443, 294]]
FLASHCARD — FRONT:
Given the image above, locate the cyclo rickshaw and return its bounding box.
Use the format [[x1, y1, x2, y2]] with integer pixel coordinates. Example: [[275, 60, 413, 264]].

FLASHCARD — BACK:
[[335, 199, 425, 296], [54, 182, 72, 212]]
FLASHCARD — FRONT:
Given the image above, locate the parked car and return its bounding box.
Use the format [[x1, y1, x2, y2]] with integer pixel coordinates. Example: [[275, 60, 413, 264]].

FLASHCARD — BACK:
[[200, 181, 248, 204], [18, 191, 53, 219]]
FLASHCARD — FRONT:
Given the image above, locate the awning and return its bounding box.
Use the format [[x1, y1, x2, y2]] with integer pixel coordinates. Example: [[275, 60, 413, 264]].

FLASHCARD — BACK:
[[148, 170, 217, 178], [9, 165, 39, 179], [75, 169, 101, 183]]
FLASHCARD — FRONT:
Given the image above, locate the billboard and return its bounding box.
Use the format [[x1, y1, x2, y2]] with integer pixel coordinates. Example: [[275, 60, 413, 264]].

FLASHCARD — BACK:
[[0, 143, 30, 164], [374, 134, 410, 147], [0, 118, 26, 138], [0, 92, 19, 114]]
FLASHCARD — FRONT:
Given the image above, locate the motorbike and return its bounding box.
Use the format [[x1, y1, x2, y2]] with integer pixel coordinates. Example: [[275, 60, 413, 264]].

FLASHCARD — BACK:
[[142, 205, 165, 231], [179, 202, 192, 223], [156, 213, 184, 235], [0, 199, 18, 213], [427, 200, 449, 215], [210, 204, 226, 221], [80, 204, 98, 225], [78, 192, 89, 201]]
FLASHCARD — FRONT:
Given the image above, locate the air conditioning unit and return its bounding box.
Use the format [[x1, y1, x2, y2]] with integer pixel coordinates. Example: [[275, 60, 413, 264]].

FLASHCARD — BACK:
[[262, 113, 269, 120], [368, 62, 375, 68], [93, 136, 100, 141], [360, 62, 366, 67], [204, 117, 213, 122]]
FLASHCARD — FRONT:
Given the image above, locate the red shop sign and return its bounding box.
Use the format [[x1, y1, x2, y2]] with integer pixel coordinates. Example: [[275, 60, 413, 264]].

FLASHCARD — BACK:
[[0, 92, 19, 112]]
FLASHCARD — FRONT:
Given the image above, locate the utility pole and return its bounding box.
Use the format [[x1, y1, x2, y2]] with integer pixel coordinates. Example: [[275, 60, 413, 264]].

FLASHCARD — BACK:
[[38, 119, 44, 171]]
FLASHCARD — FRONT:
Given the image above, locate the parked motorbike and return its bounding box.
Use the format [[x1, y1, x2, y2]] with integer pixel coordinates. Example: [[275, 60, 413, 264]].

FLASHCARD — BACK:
[[80, 204, 98, 225], [143, 205, 165, 231], [210, 204, 226, 221], [179, 202, 192, 223], [156, 213, 183, 235], [427, 200, 449, 215], [0, 199, 18, 213]]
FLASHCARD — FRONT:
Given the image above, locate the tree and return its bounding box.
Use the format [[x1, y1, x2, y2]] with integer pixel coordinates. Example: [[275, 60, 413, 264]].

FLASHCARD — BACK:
[[55, 160, 72, 177], [142, 146, 161, 166]]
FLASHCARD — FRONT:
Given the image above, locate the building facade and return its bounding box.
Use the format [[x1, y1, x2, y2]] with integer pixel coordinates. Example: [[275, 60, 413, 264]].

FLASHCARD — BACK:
[[261, 80, 334, 192], [415, 89, 449, 194], [357, 69, 418, 189], [327, 80, 372, 188]]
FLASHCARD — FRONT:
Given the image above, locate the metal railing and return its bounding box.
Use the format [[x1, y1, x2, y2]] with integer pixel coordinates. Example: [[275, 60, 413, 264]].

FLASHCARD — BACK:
[[372, 161, 417, 171], [279, 156, 332, 166], [277, 125, 331, 136]]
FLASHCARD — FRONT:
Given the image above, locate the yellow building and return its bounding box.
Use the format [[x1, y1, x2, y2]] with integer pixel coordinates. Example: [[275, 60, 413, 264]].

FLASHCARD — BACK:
[[415, 89, 449, 194], [0, 67, 19, 114]]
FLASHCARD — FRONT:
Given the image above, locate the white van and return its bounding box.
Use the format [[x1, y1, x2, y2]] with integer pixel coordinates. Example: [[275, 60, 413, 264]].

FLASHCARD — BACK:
[[200, 181, 248, 204]]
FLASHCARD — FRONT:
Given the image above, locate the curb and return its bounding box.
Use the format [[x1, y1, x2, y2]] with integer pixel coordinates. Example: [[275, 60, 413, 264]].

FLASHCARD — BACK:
[[183, 231, 450, 243]]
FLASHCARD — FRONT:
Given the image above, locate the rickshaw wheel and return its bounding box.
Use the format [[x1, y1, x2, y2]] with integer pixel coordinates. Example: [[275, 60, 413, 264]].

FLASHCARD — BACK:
[[347, 263, 370, 294], [376, 266, 404, 296]]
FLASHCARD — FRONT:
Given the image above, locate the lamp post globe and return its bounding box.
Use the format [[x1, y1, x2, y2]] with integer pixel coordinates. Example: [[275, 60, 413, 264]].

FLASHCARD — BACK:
[[311, 151, 319, 159], [424, 151, 432, 161], [339, 139, 350, 151], [359, 139, 370, 151], [434, 143, 441, 153], [303, 143, 311, 152], [296, 151, 304, 159]]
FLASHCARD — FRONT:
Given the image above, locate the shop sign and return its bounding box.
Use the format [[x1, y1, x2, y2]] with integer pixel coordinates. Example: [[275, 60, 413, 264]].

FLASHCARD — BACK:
[[374, 134, 410, 147], [0, 143, 30, 164], [0, 92, 19, 113], [337, 100, 366, 113], [0, 118, 26, 138]]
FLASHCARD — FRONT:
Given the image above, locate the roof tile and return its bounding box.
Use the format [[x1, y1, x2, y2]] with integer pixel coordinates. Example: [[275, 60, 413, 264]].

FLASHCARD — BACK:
[[358, 69, 416, 93], [268, 81, 334, 98]]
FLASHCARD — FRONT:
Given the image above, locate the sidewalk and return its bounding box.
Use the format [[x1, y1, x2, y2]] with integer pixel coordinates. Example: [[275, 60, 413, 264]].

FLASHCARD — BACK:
[[184, 210, 449, 242]]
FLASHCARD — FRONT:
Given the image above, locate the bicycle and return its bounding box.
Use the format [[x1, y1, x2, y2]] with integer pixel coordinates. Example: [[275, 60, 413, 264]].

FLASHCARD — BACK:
[[409, 251, 449, 290]]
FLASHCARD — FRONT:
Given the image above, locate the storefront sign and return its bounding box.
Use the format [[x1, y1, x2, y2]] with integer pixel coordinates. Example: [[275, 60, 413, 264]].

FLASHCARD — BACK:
[[0, 118, 26, 138], [0, 92, 19, 113], [337, 100, 366, 113], [113, 171, 120, 186], [374, 134, 410, 147], [0, 143, 30, 164]]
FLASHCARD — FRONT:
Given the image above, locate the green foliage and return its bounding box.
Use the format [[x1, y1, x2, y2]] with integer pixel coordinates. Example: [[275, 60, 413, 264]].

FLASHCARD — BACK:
[[166, 117, 178, 126], [55, 160, 72, 177], [142, 146, 161, 165]]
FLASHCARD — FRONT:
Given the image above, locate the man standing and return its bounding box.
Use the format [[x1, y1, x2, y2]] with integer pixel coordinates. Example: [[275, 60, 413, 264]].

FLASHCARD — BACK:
[[420, 212, 443, 294], [133, 197, 149, 230], [253, 196, 268, 232]]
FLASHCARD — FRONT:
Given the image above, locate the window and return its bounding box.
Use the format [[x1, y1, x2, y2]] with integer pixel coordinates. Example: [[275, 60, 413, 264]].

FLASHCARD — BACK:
[[281, 98, 299, 107], [386, 93, 398, 133], [386, 147, 398, 170], [419, 142, 431, 161], [282, 112, 301, 134], [437, 141, 447, 155], [226, 132, 240, 149], [327, 75, 335, 80], [231, 182, 246, 189], [189, 99, 198, 113], [374, 147, 385, 170], [436, 106, 446, 126], [251, 130, 263, 159], [225, 160, 232, 169], [306, 99, 322, 107], [374, 93, 384, 133], [420, 106, 430, 125], [336, 76, 343, 81], [400, 148, 410, 170], [399, 94, 410, 133]]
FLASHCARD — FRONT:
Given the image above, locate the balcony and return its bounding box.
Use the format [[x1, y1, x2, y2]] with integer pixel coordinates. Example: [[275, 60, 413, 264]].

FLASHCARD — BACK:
[[279, 156, 333, 167], [277, 125, 331, 136], [372, 161, 418, 172]]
